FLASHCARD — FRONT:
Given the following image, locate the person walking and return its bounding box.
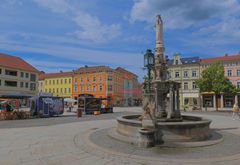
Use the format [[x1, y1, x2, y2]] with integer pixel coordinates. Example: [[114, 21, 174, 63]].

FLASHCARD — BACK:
[[232, 102, 240, 120]]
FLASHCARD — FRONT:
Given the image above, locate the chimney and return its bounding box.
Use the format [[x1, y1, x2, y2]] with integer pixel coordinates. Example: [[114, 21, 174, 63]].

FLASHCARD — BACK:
[[225, 53, 228, 56], [60, 70, 63, 73]]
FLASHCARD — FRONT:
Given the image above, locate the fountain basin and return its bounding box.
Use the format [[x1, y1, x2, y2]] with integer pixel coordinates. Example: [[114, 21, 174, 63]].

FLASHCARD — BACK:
[[116, 115, 212, 143]]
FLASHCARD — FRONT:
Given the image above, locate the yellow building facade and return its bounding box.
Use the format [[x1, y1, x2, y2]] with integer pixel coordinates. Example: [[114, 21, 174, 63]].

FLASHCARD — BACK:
[[40, 72, 73, 98]]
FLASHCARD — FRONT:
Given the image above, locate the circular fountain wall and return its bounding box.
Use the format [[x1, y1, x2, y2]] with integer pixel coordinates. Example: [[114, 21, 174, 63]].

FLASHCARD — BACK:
[[116, 115, 212, 143]]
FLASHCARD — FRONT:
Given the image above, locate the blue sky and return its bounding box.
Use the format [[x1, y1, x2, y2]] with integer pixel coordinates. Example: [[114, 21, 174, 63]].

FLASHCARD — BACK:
[[0, 0, 240, 82]]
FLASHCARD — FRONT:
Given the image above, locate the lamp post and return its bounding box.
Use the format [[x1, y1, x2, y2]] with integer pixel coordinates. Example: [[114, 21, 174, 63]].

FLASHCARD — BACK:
[[144, 49, 155, 93]]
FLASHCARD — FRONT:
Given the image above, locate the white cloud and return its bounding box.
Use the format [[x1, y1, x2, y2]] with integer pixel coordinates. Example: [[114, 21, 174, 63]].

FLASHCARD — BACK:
[[197, 18, 240, 38], [25, 58, 82, 72], [0, 35, 142, 69], [34, 0, 71, 13], [33, 0, 121, 43], [72, 12, 121, 43], [130, 0, 240, 29]]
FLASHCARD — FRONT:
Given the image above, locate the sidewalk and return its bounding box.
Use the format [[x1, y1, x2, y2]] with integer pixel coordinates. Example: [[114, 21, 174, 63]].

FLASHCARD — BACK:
[[0, 108, 240, 165]]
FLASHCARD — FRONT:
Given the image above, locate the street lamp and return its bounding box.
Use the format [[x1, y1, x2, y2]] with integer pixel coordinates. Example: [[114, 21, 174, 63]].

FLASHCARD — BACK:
[[144, 49, 155, 92]]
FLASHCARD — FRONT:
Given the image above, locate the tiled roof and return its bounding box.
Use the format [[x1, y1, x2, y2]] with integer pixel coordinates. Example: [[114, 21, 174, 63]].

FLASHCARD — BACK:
[[0, 53, 39, 72], [74, 65, 114, 73], [116, 67, 138, 78], [201, 54, 240, 63], [40, 71, 73, 79], [168, 56, 200, 65]]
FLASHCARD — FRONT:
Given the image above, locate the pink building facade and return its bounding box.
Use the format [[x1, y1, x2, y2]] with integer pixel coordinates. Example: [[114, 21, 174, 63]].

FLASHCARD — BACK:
[[201, 54, 240, 111]]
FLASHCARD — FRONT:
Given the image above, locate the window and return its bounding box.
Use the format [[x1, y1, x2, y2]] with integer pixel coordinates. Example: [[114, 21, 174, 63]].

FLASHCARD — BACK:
[[93, 85, 96, 91], [99, 75, 102, 81], [60, 88, 63, 93], [25, 82, 29, 88], [80, 77, 83, 82], [237, 69, 240, 76], [5, 81, 17, 87], [25, 73, 29, 78], [69, 79, 71, 84], [5, 70, 17, 76], [99, 85, 102, 91], [192, 81, 197, 89], [175, 60, 178, 65], [227, 69, 232, 76], [20, 72, 24, 77], [68, 88, 71, 93], [192, 70, 197, 77], [184, 71, 188, 78], [49, 88, 51, 93], [75, 78, 78, 83], [0, 68, 1, 74], [65, 79, 67, 84], [53, 88, 55, 93], [57, 80, 59, 84], [184, 98, 189, 105], [108, 85, 113, 91], [184, 82, 188, 90], [193, 98, 198, 106], [49, 80, 51, 85], [57, 88, 59, 93], [86, 84, 90, 91], [74, 86, 78, 92], [64, 88, 67, 93], [45, 80, 47, 85], [175, 72, 180, 78], [237, 82, 240, 88], [93, 76, 96, 82], [107, 75, 112, 81], [87, 76, 90, 82], [20, 82, 24, 88], [30, 74, 36, 81], [53, 80, 55, 85], [168, 72, 171, 79], [61, 79, 63, 84], [80, 85, 84, 91]]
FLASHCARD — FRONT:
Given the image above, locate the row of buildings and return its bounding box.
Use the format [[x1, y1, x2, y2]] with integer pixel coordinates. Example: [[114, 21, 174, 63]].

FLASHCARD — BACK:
[[168, 53, 240, 111], [39, 66, 141, 106], [0, 53, 141, 106], [2, 52, 240, 110]]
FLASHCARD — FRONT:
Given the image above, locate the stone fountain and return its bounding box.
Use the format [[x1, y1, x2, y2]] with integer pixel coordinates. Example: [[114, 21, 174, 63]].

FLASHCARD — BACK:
[[112, 15, 213, 148]]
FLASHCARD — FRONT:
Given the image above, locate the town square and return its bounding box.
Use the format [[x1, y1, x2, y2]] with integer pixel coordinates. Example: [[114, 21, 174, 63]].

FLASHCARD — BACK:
[[1, 0, 240, 165]]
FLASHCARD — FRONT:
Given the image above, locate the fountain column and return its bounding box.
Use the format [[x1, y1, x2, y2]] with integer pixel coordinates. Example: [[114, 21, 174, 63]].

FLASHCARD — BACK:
[[153, 15, 168, 119]]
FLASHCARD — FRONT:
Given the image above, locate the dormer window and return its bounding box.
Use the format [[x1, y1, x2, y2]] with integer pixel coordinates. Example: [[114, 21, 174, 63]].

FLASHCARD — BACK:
[[175, 60, 178, 65]]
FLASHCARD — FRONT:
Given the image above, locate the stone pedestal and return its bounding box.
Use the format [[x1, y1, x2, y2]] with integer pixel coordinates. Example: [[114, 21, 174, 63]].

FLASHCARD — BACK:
[[138, 128, 155, 148]]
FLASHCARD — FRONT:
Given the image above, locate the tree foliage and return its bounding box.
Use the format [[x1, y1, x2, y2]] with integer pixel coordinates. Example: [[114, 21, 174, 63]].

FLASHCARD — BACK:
[[196, 61, 238, 95]]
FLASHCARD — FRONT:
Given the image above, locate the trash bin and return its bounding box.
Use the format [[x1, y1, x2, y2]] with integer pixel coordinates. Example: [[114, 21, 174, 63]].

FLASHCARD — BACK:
[[77, 109, 82, 118]]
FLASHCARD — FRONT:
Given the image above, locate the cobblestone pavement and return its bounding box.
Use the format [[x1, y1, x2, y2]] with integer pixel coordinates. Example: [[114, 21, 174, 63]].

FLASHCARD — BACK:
[[0, 107, 240, 165]]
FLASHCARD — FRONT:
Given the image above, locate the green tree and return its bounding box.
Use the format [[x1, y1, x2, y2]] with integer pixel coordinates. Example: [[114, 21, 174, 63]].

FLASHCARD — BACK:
[[196, 61, 238, 111]]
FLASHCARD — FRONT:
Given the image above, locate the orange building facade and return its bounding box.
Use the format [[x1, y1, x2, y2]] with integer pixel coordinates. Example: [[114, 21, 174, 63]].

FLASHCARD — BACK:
[[72, 66, 124, 105]]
